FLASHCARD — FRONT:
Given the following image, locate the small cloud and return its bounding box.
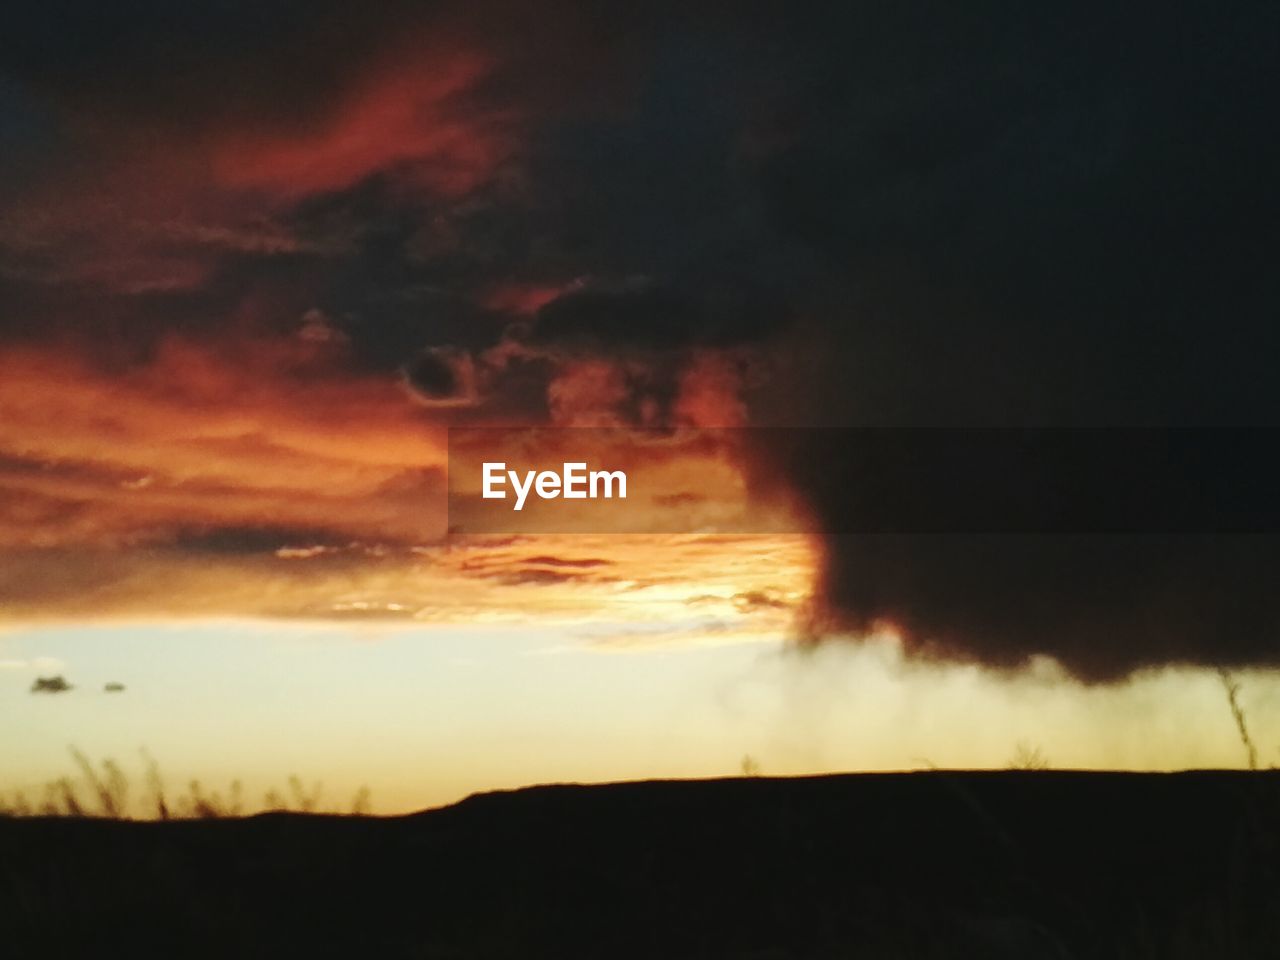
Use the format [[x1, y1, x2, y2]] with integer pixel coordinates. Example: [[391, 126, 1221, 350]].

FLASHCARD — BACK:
[[520, 556, 612, 569], [495, 568, 587, 586], [482, 281, 566, 316], [732, 589, 791, 612], [30, 675, 73, 694], [401, 347, 478, 407], [297, 308, 349, 345], [275, 545, 336, 559]]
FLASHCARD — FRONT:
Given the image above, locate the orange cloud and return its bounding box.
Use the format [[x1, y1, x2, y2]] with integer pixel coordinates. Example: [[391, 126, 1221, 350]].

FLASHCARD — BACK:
[[0, 324, 820, 635], [545, 359, 636, 427], [672, 352, 749, 427], [0, 34, 518, 310], [0, 330, 448, 548]]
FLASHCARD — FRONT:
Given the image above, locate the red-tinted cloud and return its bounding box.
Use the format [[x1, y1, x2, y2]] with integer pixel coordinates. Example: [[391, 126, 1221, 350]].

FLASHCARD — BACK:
[[209, 53, 511, 198]]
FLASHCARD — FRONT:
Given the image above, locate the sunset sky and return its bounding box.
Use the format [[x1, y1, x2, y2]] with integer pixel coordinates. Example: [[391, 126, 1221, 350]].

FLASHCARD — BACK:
[[2, 2, 1278, 812]]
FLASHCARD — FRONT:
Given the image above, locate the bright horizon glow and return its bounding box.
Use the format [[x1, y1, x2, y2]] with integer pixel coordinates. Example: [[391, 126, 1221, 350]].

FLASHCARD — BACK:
[[4, 620, 1277, 816]]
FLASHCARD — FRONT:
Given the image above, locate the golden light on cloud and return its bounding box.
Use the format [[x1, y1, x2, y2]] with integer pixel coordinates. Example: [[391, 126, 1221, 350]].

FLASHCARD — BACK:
[[0, 533, 822, 653]]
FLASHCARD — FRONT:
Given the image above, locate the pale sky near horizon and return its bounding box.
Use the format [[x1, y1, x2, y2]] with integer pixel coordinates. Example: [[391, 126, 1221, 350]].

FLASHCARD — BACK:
[[5, 619, 1277, 815]]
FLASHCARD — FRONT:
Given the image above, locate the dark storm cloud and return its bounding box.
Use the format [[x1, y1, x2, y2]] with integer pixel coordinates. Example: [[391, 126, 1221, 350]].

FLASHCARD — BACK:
[[0, 0, 408, 126], [747, 2, 1280, 425], [804, 534, 1280, 683], [763, 426, 1280, 679], [729, 3, 1280, 678], [531, 281, 781, 352]]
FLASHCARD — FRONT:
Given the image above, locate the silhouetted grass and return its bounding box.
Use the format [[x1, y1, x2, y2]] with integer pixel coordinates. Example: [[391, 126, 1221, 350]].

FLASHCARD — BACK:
[[0, 748, 372, 819]]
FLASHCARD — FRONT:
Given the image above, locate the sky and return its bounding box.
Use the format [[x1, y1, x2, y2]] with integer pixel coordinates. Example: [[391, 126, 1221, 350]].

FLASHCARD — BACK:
[[2, 1, 1279, 812]]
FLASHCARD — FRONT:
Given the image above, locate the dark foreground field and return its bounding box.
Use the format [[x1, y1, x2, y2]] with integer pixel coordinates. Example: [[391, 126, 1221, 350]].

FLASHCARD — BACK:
[[4, 771, 1280, 959]]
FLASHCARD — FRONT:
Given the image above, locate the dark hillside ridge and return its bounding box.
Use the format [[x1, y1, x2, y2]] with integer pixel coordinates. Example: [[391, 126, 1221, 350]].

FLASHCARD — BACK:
[[4, 771, 1279, 958]]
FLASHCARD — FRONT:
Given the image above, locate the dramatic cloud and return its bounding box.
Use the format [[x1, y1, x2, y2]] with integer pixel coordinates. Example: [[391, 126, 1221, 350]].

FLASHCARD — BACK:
[[1, 1, 1278, 679], [206, 53, 508, 198], [802, 533, 1280, 683]]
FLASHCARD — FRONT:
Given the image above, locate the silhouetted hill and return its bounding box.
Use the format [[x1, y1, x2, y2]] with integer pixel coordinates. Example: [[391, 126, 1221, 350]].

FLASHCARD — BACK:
[[4, 771, 1279, 958]]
